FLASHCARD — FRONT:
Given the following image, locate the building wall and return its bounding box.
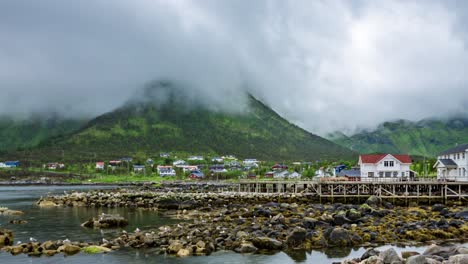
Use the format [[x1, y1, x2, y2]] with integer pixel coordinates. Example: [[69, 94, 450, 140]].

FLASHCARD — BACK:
[[360, 155, 411, 180], [436, 149, 468, 180]]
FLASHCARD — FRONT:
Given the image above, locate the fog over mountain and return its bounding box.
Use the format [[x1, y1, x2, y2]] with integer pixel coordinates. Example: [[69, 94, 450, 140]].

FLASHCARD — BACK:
[[1, 1, 468, 134]]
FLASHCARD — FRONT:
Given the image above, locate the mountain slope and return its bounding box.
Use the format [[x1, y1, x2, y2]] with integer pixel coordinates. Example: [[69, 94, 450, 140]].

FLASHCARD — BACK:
[[0, 115, 85, 153], [22, 85, 355, 162], [329, 118, 468, 157]]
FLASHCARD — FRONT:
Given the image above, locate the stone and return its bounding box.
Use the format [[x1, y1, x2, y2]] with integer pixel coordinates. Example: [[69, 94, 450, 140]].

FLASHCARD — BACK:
[[167, 241, 183, 254], [9, 246, 23, 255], [177, 248, 192, 257], [61, 244, 81, 255], [360, 256, 384, 264], [327, 227, 351, 247], [81, 214, 128, 228], [401, 251, 420, 259], [446, 254, 468, 264], [286, 227, 306, 248], [365, 196, 381, 207], [235, 242, 257, 254], [379, 248, 402, 264], [302, 217, 317, 229], [406, 255, 428, 264], [431, 204, 447, 212], [37, 200, 58, 207], [82, 246, 112, 254], [236, 231, 249, 239], [252, 237, 283, 250], [454, 210, 468, 220], [41, 241, 57, 250], [0, 229, 14, 247], [347, 209, 362, 221], [361, 248, 380, 260]]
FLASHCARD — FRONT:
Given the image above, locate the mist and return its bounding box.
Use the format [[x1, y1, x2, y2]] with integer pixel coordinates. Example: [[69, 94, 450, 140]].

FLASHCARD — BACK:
[[1, 0, 468, 135]]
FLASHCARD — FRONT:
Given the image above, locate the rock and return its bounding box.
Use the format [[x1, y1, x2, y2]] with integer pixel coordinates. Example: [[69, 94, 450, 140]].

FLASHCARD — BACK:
[[406, 255, 428, 264], [361, 248, 380, 260], [401, 251, 420, 259], [0, 229, 14, 247], [167, 241, 183, 254], [347, 209, 361, 221], [422, 244, 455, 259], [286, 227, 306, 248], [81, 214, 128, 228], [177, 248, 192, 257], [252, 237, 283, 250], [360, 256, 384, 264], [302, 217, 317, 229], [44, 250, 57, 256], [82, 246, 112, 254], [9, 246, 23, 255], [446, 254, 468, 264], [334, 214, 352, 225], [42, 241, 57, 250], [431, 204, 447, 212], [454, 210, 468, 220], [327, 227, 351, 247], [0, 209, 24, 216], [379, 248, 402, 264], [9, 220, 27, 224], [61, 244, 81, 255], [37, 200, 58, 207], [270, 213, 285, 224], [235, 242, 257, 254], [365, 196, 381, 207], [236, 231, 249, 239]]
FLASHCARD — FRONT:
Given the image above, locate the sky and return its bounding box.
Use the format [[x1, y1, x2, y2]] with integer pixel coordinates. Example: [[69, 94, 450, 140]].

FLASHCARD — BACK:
[[1, 0, 468, 135]]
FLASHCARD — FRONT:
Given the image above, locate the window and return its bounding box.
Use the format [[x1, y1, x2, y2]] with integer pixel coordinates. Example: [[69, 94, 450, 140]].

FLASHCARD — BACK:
[[384, 161, 394, 167], [463, 153, 466, 159], [393, 171, 398, 177], [457, 154, 460, 159], [368, 172, 374, 177], [385, 172, 392, 177], [379, 172, 384, 177], [401, 171, 406, 177]]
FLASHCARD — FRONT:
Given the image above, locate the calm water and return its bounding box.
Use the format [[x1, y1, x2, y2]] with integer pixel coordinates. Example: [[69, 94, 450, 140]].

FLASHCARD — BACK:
[[0, 186, 443, 263]]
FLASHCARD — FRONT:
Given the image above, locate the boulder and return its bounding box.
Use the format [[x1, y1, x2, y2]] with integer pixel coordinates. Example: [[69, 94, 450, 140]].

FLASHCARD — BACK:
[[177, 247, 193, 257], [61, 244, 81, 255], [37, 200, 58, 207], [379, 248, 402, 264], [167, 241, 183, 254], [286, 227, 306, 248], [327, 227, 351, 247], [9, 245, 23, 255], [81, 214, 128, 228], [406, 255, 428, 264], [365, 196, 381, 208], [252, 237, 283, 250], [360, 256, 384, 264], [446, 254, 468, 264], [0, 229, 13, 247], [41, 241, 58, 250], [454, 210, 468, 220], [401, 251, 420, 259], [361, 248, 380, 260], [333, 214, 352, 225], [235, 242, 257, 254], [302, 217, 317, 229], [82, 246, 112, 254], [347, 209, 361, 221], [431, 204, 447, 212]]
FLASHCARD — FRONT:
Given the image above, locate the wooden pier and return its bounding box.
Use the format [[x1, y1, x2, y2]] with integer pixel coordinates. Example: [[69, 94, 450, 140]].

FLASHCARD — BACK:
[[236, 179, 468, 203]]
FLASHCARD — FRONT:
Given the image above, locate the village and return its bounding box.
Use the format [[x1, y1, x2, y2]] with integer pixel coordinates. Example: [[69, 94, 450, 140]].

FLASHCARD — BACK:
[[0, 143, 467, 183]]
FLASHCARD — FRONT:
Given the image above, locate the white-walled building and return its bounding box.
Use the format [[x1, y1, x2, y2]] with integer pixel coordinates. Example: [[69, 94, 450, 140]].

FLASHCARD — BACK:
[[434, 144, 468, 181], [157, 166, 176, 177], [359, 154, 413, 181]]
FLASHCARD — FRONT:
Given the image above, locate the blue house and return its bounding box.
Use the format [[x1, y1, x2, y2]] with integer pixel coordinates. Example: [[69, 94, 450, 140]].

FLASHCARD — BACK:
[[5, 161, 20, 168]]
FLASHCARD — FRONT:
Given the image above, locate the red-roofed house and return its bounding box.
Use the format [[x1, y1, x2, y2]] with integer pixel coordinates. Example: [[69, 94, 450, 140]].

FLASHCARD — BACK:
[[359, 154, 413, 180]]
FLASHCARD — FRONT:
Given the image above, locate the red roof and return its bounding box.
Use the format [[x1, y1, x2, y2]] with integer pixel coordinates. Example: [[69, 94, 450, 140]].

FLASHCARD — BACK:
[[360, 154, 412, 164]]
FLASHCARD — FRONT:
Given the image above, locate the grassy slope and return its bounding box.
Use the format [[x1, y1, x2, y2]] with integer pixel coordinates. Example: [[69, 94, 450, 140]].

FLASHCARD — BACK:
[[23, 95, 355, 162], [329, 118, 468, 157], [0, 116, 85, 153]]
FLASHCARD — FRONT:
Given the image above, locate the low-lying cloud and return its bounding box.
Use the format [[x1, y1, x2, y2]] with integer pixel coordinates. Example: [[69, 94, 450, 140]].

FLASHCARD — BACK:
[[1, 0, 468, 135]]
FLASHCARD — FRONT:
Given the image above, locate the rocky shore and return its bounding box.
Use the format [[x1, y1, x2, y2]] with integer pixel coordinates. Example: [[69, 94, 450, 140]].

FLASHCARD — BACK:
[[32, 189, 468, 259]]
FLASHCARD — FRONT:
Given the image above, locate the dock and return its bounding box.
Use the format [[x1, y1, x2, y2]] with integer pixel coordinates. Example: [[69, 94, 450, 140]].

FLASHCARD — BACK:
[[235, 179, 468, 203]]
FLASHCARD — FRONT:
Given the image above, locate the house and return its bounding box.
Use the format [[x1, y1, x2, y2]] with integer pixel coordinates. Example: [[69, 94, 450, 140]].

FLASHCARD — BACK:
[[359, 154, 413, 180], [315, 167, 331, 177], [173, 160, 187, 167], [189, 170, 205, 179], [434, 144, 468, 181], [337, 169, 361, 181], [96, 162, 105, 170], [273, 170, 290, 179], [243, 159, 258, 166], [188, 156, 204, 161], [108, 160, 122, 168], [160, 153, 170, 158], [133, 165, 145, 173], [2, 161, 20, 168], [146, 159, 155, 166], [334, 165, 347, 176], [121, 157, 133, 162], [46, 163, 65, 170], [157, 166, 176, 177], [272, 164, 288, 170], [209, 164, 227, 173], [265, 171, 275, 178], [211, 157, 224, 163], [288, 171, 302, 179]]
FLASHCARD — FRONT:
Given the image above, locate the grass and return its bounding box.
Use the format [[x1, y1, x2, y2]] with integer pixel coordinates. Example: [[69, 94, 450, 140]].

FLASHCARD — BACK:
[[70, 173, 180, 184]]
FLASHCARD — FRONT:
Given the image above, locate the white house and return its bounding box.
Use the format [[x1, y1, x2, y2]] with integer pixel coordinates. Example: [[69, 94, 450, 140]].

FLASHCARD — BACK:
[[157, 166, 176, 177], [188, 156, 204, 161], [359, 154, 413, 181], [434, 144, 468, 181], [173, 160, 187, 166]]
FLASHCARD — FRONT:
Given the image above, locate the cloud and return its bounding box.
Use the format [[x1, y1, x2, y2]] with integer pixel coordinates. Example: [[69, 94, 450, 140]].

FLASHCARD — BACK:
[[0, 0, 467, 134]]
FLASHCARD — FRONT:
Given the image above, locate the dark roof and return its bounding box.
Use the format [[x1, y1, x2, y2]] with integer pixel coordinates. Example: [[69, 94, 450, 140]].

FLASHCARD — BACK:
[[439, 144, 468, 156], [438, 159, 457, 167], [338, 169, 361, 177]]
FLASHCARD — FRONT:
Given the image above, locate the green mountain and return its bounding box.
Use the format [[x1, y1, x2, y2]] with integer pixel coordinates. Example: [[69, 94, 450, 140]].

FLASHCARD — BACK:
[[15, 83, 355, 162], [0, 115, 85, 153], [328, 118, 468, 157]]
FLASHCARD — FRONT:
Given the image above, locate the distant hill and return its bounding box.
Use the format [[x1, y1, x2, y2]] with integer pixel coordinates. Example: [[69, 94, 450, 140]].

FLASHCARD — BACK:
[[328, 118, 468, 157], [0, 115, 85, 153], [14, 82, 356, 162]]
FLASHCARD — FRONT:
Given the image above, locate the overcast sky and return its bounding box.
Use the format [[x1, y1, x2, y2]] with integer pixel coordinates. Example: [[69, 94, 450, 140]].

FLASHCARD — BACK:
[[1, 0, 468, 135]]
